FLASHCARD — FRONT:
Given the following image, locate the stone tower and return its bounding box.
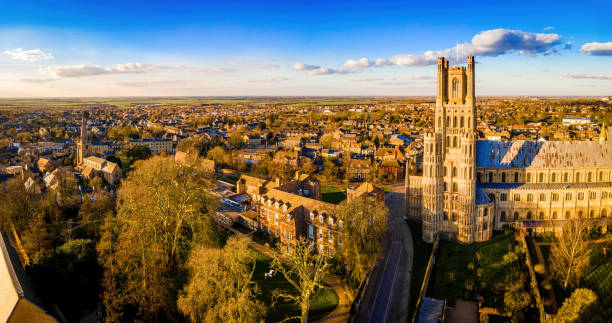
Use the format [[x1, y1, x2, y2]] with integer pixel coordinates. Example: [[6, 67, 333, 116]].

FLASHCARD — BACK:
[[76, 111, 89, 165], [421, 56, 477, 243]]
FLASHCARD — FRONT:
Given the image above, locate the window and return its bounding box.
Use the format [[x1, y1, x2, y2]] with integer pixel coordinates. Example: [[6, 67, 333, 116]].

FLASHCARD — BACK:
[[453, 136, 458, 147], [452, 183, 458, 192], [489, 172, 493, 183], [578, 211, 584, 218], [443, 212, 449, 221], [590, 210, 595, 218], [588, 172, 593, 182], [451, 213, 457, 222], [483, 222, 488, 231], [460, 116, 465, 128], [514, 172, 519, 183], [488, 194, 495, 202], [565, 211, 571, 219], [599, 171, 604, 181], [452, 167, 457, 177], [453, 116, 457, 127], [590, 192, 597, 200], [603, 192, 609, 199], [576, 173, 581, 182], [602, 209, 608, 218], [483, 208, 488, 217], [514, 194, 521, 202], [501, 172, 506, 183], [500, 193, 507, 201], [564, 173, 569, 182], [444, 166, 448, 176], [539, 193, 546, 202], [551, 173, 556, 183], [308, 225, 314, 239], [527, 194, 533, 202], [539, 173, 545, 183], [552, 212, 558, 220], [527, 173, 532, 182], [500, 211, 506, 222], [318, 228, 323, 239], [513, 212, 519, 221], [552, 193, 559, 201], [527, 212, 532, 220], [444, 182, 448, 191], [578, 192, 584, 200], [565, 193, 572, 201], [477, 172, 482, 182]]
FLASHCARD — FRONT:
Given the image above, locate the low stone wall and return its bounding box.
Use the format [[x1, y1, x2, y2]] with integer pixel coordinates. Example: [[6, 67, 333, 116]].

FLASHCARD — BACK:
[[412, 238, 439, 323]]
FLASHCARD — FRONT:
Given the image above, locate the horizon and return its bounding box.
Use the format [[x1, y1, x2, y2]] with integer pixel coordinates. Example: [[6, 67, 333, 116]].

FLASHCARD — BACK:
[[0, 0, 610, 97]]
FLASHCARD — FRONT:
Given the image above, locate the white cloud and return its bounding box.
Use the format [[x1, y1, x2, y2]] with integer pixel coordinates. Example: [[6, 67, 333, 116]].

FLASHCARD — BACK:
[[295, 28, 562, 75], [543, 26, 555, 31], [245, 77, 290, 83], [4, 48, 54, 61], [39, 62, 156, 78], [293, 62, 354, 75], [562, 72, 612, 80], [581, 42, 612, 56]]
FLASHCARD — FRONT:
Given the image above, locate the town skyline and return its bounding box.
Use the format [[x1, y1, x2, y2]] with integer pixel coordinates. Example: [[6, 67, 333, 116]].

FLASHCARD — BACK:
[[1, 0, 611, 97]]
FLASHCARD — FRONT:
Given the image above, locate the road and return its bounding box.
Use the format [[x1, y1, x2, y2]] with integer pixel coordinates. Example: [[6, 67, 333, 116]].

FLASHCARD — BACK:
[[357, 183, 414, 323]]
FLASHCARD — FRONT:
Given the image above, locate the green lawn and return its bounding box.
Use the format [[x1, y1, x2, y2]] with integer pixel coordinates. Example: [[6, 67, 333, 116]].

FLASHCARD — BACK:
[[427, 231, 516, 306], [321, 186, 346, 204], [406, 220, 433, 318], [250, 249, 339, 322]]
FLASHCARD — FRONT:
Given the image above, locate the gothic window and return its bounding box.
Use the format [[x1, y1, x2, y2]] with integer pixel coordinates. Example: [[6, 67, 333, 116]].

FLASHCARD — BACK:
[[565, 193, 572, 201], [588, 172, 593, 182], [500, 193, 507, 201], [452, 183, 458, 192], [564, 173, 569, 182], [477, 172, 482, 182], [565, 211, 571, 219], [603, 192, 609, 199], [453, 136, 458, 147], [514, 172, 519, 182], [500, 211, 506, 222], [599, 171, 604, 181], [590, 210, 595, 218], [602, 209, 608, 218], [552, 212, 558, 220], [443, 212, 449, 220], [578, 192, 584, 200], [539, 193, 546, 201], [453, 116, 457, 127], [452, 167, 457, 177], [513, 212, 519, 221], [539, 173, 545, 183], [501, 172, 506, 183], [489, 172, 493, 183], [590, 192, 596, 200], [460, 116, 465, 128], [551, 173, 556, 183], [444, 182, 448, 191], [539, 212, 544, 220], [451, 213, 457, 222], [452, 78, 460, 99], [446, 116, 450, 127], [552, 193, 559, 201], [527, 212, 532, 220], [576, 172, 581, 182], [438, 117, 441, 127], [578, 211, 584, 218], [483, 222, 488, 231], [527, 173, 532, 182], [469, 144, 472, 155], [527, 194, 533, 202], [444, 166, 448, 176], [514, 194, 520, 201]]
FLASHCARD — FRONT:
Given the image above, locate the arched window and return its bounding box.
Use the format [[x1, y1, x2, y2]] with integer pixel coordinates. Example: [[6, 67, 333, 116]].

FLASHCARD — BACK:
[[588, 172, 593, 182], [564, 173, 569, 182], [527, 212, 533, 220], [452, 78, 460, 98], [438, 117, 441, 128], [452, 183, 458, 192], [446, 116, 450, 127], [453, 136, 458, 147], [500, 211, 506, 222], [578, 211, 584, 218], [513, 212, 519, 221], [565, 211, 571, 219], [453, 116, 457, 127], [444, 182, 448, 191], [514, 172, 519, 183], [444, 166, 448, 176], [551, 173, 556, 183], [460, 116, 465, 128], [552, 212, 558, 220], [469, 144, 472, 155], [527, 173, 532, 182], [489, 172, 493, 182], [576, 172, 581, 182], [527, 194, 533, 202], [539, 212, 544, 220], [590, 210, 595, 218], [451, 213, 457, 222], [501, 172, 506, 183], [452, 167, 457, 177], [539, 173, 545, 183], [602, 209, 608, 218], [443, 212, 449, 220]]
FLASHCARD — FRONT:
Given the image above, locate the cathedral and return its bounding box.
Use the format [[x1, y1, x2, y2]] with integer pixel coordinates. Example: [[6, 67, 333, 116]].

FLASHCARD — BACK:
[[406, 56, 612, 244]]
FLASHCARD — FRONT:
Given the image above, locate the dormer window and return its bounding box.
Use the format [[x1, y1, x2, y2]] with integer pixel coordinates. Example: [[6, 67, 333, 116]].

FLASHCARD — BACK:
[[261, 196, 265, 203], [268, 200, 272, 206], [319, 215, 324, 223], [339, 220, 343, 228], [328, 218, 334, 226], [274, 202, 279, 208], [309, 212, 315, 221], [283, 204, 288, 211]]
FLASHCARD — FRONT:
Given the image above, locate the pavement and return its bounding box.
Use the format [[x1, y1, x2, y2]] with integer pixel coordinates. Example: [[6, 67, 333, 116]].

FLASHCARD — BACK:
[[357, 183, 414, 323]]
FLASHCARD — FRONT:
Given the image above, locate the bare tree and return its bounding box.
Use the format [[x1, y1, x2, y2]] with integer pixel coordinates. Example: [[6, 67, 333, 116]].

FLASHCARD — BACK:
[[548, 219, 590, 290], [271, 238, 330, 323]]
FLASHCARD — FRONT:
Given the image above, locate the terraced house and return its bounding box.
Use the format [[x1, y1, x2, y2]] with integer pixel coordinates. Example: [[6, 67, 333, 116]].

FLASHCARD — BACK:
[[236, 174, 340, 255]]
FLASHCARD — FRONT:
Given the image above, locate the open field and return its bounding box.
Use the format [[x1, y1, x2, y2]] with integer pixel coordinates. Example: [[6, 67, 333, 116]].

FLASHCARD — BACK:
[[250, 248, 339, 322]]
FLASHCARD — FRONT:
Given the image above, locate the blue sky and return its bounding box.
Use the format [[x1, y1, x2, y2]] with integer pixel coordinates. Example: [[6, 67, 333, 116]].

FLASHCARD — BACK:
[[0, 0, 610, 97]]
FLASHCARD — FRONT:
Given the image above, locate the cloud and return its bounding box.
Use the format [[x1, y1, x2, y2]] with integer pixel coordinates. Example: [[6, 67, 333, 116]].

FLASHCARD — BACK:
[[4, 48, 54, 61], [293, 62, 354, 75], [20, 78, 56, 83], [581, 42, 612, 56], [39, 62, 156, 78], [543, 26, 555, 31], [562, 72, 612, 80], [295, 28, 562, 75], [564, 42, 572, 50], [245, 77, 290, 83]]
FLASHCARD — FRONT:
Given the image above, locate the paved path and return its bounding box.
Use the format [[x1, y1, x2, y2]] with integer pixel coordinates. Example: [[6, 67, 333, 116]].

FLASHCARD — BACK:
[[357, 183, 414, 323], [225, 225, 351, 323]]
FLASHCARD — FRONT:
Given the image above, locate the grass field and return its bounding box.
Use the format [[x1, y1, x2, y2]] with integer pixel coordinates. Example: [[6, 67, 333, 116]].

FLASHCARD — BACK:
[[427, 231, 516, 306], [321, 186, 346, 204], [250, 249, 339, 322]]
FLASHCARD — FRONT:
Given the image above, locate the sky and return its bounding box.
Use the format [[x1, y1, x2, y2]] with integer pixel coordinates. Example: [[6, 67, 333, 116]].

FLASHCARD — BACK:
[[0, 0, 610, 97]]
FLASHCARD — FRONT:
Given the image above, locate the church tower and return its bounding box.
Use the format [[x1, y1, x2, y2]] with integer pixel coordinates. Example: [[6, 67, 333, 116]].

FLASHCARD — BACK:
[[77, 111, 89, 165], [421, 56, 477, 243]]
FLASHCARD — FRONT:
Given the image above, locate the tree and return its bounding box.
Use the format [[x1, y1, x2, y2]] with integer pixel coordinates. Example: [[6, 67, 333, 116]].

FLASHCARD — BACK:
[[119, 144, 152, 166], [54, 168, 78, 207], [300, 160, 316, 176], [0, 177, 33, 234], [554, 288, 598, 323], [177, 237, 266, 322], [549, 219, 590, 290], [503, 270, 531, 319], [336, 197, 388, 290], [271, 238, 330, 323], [206, 146, 231, 166], [322, 159, 338, 183], [229, 131, 244, 150], [98, 156, 220, 321], [320, 134, 333, 149]]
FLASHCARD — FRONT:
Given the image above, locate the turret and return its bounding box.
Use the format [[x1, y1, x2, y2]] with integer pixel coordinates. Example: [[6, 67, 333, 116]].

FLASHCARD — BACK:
[[466, 56, 475, 107]]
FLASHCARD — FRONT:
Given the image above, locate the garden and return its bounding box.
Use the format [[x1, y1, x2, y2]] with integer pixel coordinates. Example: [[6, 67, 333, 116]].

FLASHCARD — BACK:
[[321, 185, 347, 204]]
